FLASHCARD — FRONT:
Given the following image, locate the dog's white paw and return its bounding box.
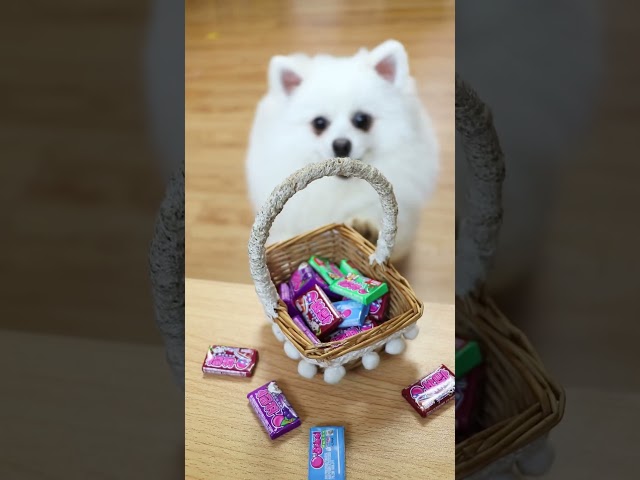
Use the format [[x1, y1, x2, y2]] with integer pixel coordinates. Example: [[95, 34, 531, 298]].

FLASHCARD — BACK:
[[348, 218, 379, 245]]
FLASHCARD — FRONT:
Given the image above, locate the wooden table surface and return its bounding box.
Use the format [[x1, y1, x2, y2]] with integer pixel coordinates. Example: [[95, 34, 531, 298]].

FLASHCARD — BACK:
[[185, 279, 455, 479], [0, 330, 184, 479]]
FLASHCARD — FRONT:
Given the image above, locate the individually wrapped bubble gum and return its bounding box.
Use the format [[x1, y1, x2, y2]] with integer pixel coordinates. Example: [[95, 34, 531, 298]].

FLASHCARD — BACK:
[[202, 345, 258, 377], [308, 426, 346, 480], [292, 314, 320, 345], [456, 365, 483, 439], [309, 256, 345, 284], [295, 285, 343, 337], [247, 380, 301, 440], [325, 320, 375, 342], [402, 364, 455, 418], [278, 282, 299, 318], [339, 258, 361, 276], [290, 261, 341, 301], [367, 293, 389, 324], [333, 300, 369, 328], [329, 272, 388, 305]]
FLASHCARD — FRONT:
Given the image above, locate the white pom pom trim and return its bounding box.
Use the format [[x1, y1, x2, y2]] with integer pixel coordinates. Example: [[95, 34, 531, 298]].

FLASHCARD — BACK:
[[403, 324, 419, 340], [385, 337, 406, 355], [284, 340, 301, 360], [362, 351, 380, 370], [324, 365, 346, 384], [488, 471, 517, 480], [272, 323, 286, 342], [516, 440, 554, 476], [298, 360, 318, 379]]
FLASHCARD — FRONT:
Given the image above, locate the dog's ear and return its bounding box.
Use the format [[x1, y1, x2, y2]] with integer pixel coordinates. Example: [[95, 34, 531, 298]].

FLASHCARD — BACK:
[[268, 55, 304, 96], [369, 40, 409, 87]]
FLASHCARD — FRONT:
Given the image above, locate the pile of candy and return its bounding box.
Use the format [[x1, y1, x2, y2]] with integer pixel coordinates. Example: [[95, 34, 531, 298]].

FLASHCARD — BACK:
[[201, 342, 454, 477], [279, 256, 390, 344], [455, 337, 484, 442]]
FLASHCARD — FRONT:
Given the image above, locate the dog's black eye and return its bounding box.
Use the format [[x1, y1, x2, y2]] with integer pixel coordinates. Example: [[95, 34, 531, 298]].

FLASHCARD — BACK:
[[311, 116, 329, 134], [352, 112, 372, 131]]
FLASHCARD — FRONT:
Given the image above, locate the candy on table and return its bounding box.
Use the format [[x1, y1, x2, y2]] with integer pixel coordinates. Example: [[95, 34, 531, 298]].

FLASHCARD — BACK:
[[308, 426, 346, 480], [295, 284, 343, 337], [289, 261, 340, 301], [202, 345, 258, 377], [325, 319, 375, 342], [455, 365, 483, 440], [339, 258, 361, 276], [247, 380, 301, 440], [333, 300, 370, 328], [367, 293, 389, 324], [455, 337, 483, 378], [278, 282, 299, 318], [291, 314, 321, 345], [308, 256, 345, 284], [402, 364, 456, 418], [329, 272, 388, 305]]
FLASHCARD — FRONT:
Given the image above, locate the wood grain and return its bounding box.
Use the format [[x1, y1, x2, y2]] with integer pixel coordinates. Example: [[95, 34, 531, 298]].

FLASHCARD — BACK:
[[0, 330, 184, 479], [185, 0, 455, 304], [185, 278, 455, 479]]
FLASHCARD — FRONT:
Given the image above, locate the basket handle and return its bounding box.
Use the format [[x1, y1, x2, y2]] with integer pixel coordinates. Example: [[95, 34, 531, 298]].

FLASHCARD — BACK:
[[248, 157, 399, 318], [455, 74, 506, 296]]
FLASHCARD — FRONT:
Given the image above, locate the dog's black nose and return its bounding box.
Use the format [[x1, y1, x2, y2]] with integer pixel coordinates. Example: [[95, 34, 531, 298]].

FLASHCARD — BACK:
[[332, 138, 352, 157]]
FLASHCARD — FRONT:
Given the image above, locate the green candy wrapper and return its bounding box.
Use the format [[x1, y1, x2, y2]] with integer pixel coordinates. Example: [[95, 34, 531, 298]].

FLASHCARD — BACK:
[[329, 272, 388, 305], [308, 256, 345, 284], [339, 259, 361, 276]]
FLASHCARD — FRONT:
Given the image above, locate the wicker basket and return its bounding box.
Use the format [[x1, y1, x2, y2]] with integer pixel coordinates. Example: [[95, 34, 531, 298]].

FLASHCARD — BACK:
[[455, 75, 565, 478], [248, 158, 423, 384]]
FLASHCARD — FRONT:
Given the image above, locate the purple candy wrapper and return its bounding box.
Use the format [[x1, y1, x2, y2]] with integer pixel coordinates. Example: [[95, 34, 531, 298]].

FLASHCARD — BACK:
[[278, 282, 299, 318], [295, 285, 343, 337], [292, 315, 320, 344], [367, 293, 389, 324], [325, 320, 375, 342], [247, 381, 301, 440], [289, 262, 341, 301]]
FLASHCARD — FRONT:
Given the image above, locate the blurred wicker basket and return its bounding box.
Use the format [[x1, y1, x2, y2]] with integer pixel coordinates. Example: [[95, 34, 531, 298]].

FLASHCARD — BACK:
[[455, 75, 565, 478], [248, 158, 423, 384]]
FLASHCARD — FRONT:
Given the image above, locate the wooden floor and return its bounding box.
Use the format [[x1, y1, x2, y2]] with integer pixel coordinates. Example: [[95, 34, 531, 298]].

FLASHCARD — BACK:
[[185, 0, 456, 304], [0, 0, 166, 344]]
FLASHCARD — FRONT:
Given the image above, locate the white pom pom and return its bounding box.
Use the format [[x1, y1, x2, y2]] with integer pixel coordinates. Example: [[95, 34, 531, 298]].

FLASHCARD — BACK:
[[362, 351, 380, 370], [272, 323, 285, 342], [516, 440, 555, 476], [298, 360, 318, 379], [403, 324, 420, 340], [385, 337, 406, 355], [284, 340, 301, 360], [488, 471, 517, 480], [324, 365, 346, 384]]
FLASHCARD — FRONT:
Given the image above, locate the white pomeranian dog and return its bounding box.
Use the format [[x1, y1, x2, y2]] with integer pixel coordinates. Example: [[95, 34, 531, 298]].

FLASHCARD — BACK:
[[245, 40, 439, 262]]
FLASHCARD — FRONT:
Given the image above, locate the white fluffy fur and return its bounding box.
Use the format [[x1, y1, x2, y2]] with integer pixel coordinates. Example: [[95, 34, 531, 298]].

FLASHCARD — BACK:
[[246, 40, 438, 261]]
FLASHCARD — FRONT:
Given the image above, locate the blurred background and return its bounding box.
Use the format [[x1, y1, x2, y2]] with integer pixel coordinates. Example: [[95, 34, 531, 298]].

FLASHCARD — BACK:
[[457, 1, 640, 478], [185, 0, 455, 305]]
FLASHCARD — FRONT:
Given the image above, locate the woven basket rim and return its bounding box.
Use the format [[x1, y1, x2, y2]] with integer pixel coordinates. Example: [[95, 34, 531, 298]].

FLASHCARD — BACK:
[[267, 223, 424, 365], [455, 293, 566, 478]]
